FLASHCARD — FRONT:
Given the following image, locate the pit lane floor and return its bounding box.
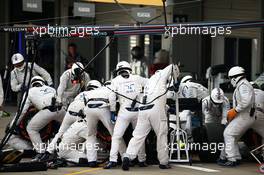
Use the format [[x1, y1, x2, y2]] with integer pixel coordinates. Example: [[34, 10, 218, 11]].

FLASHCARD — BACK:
[[4, 163, 261, 175], [0, 106, 262, 175]]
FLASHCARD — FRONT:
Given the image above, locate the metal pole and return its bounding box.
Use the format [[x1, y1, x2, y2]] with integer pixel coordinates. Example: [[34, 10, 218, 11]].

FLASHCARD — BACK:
[[175, 92, 180, 160], [106, 36, 110, 80]]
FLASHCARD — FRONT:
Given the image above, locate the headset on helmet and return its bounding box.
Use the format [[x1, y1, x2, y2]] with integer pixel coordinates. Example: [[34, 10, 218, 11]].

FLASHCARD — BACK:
[[31, 76, 45, 87], [228, 66, 245, 87], [11, 53, 24, 65], [210, 88, 224, 104], [180, 75, 192, 84], [87, 80, 102, 90]]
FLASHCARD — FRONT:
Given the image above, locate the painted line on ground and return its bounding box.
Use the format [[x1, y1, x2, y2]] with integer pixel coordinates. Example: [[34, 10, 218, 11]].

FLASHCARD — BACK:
[[64, 167, 103, 175], [172, 164, 220, 173]]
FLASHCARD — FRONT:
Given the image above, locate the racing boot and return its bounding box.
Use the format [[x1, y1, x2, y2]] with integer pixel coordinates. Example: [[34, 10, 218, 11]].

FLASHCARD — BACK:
[[89, 161, 98, 168], [104, 161, 117, 169], [217, 158, 227, 165], [159, 164, 171, 169], [122, 157, 130, 171], [31, 153, 45, 162], [218, 160, 238, 167], [39, 151, 56, 162], [138, 161, 148, 167]]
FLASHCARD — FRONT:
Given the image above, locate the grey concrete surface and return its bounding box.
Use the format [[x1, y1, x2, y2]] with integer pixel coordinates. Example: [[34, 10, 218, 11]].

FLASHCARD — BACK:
[[0, 106, 262, 175], [4, 163, 261, 175]]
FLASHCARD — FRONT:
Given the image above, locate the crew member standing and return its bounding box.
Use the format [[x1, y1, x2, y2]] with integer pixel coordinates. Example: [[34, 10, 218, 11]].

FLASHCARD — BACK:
[[218, 66, 255, 167]]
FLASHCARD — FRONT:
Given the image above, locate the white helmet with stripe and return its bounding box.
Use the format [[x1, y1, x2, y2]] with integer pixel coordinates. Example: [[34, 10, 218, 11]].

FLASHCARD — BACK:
[[115, 61, 132, 75], [31, 76, 45, 87], [180, 75, 192, 84], [210, 88, 224, 104], [11, 53, 24, 65], [228, 66, 245, 87], [87, 80, 102, 90]]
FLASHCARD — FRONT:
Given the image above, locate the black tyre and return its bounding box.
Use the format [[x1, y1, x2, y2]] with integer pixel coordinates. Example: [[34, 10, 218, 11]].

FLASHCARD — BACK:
[[192, 124, 224, 162]]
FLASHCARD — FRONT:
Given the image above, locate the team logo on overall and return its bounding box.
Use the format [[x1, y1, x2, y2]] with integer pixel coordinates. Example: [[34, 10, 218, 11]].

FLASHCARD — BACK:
[[40, 88, 54, 94]]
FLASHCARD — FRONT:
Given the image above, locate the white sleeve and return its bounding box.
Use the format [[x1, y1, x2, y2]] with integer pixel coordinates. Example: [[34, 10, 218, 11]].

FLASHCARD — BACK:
[[17, 94, 32, 125], [57, 72, 68, 103], [138, 76, 147, 93], [161, 64, 179, 80], [33, 63, 53, 86], [10, 71, 22, 92], [78, 125, 88, 140], [141, 77, 148, 87], [221, 97, 230, 125], [202, 98, 209, 116], [83, 72, 91, 90], [186, 86, 197, 98], [179, 84, 187, 98], [85, 72, 91, 83], [144, 63, 149, 78], [0, 76, 3, 106], [109, 81, 117, 112], [222, 97, 230, 117], [235, 84, 254, 112], [160, 64, 174, 79]]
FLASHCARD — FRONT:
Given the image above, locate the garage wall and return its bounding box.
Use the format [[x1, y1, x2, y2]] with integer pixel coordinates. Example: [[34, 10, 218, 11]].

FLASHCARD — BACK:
[[203, 0, 263, 80], [95, 3, 164, 25], [172, 3, 203, 77], [94, 3, 165, 78], [203, 0, 261, 38], [0, 0, 9, 70]]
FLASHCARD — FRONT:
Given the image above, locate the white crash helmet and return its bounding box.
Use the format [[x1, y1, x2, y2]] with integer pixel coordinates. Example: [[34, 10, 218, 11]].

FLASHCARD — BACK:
[[87, 80, 102, 90], [180, 75, 192, 84], [115, 61, 132, 75], [11, 53, 24, 65], [228, 66, 245, 87], [210, 88, 224, 104], [31, 76, 45, 87], [71, 62, 84, 75]]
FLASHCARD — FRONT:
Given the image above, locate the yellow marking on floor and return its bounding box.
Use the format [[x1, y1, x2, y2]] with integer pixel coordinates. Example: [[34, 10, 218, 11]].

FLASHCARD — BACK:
[[64, 167, 103, 175]]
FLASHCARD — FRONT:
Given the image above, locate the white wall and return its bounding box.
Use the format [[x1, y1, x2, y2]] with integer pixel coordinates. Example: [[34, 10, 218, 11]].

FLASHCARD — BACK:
[[205, 0, 263, 80]]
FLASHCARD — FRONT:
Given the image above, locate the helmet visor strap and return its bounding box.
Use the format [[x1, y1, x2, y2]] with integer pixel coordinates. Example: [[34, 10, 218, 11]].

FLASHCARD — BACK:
[[87, 85, 98, 91], [210, 96, 222, 105], [118, 69, 130, 78], [32, 81, 44, 87]]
